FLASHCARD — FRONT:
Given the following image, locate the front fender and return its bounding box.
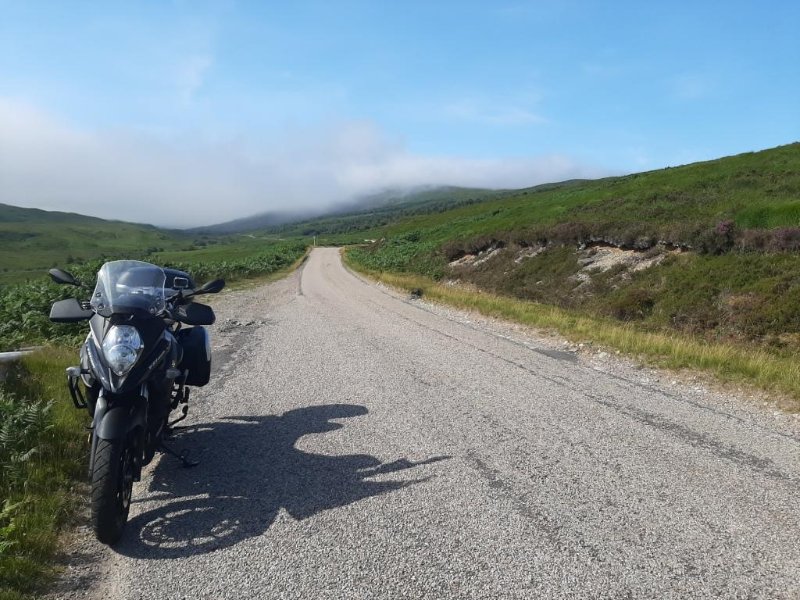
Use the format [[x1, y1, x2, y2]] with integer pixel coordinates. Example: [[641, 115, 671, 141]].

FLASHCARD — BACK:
[[89, 394, 147, 477], [93, 395, 146, 440]]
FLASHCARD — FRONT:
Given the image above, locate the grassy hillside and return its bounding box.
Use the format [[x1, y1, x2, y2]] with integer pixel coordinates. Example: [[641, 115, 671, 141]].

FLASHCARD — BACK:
[[247, 186, 509, 240], [0, 204, 191, 284], [193, 186, 502, 236], [348, 143, 800, 352], [347, 143, 800, 246]]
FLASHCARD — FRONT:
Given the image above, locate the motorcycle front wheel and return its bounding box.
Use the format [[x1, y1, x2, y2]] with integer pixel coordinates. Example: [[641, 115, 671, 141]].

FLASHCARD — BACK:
[[91, 436, 135, 544]]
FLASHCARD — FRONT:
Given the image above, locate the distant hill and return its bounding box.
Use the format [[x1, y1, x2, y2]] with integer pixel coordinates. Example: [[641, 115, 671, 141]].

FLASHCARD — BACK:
[[255, 181, 597, 240], [0, 204, 189, 284], [191, 186, 501, 235], [187, 209, 315, 235]]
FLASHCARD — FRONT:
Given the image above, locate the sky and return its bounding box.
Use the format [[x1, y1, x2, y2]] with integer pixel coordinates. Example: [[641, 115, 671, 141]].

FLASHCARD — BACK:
[[0, 1, 798, 227]]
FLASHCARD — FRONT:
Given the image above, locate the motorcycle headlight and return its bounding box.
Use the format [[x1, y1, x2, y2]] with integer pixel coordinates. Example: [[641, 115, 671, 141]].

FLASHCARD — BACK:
[[102, 325, 143, 376]]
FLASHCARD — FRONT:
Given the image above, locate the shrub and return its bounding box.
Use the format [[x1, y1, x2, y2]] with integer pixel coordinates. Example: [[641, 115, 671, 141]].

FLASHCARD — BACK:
[[696, 220, 737, 254], [605, 288, 656, 321], [0, 391, 53, 493], [769, 227, 800, 252], [719, 292, 770, 337], [737, 228, 770, 251], [547, 222, 591, 245]]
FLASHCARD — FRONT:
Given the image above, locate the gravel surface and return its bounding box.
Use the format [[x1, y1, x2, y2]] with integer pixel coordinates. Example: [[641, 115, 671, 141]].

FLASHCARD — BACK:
[[50, 247, 800, 599]]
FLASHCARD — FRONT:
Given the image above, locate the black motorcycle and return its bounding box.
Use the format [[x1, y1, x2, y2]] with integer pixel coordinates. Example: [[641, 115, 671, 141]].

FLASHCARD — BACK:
[[48, 260, 224, 544]]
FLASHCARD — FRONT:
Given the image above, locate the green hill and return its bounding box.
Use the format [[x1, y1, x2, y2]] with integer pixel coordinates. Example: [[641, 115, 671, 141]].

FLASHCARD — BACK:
[[0, 204, 190, 284], [346, 143, 800, 245], [193, 186, 503, 237], [348, 143, 800, 346], [267, 187, 498, 238]]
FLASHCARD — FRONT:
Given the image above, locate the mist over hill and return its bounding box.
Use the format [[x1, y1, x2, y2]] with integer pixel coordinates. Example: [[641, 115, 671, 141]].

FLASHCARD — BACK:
[[188, 185, 500, 235]]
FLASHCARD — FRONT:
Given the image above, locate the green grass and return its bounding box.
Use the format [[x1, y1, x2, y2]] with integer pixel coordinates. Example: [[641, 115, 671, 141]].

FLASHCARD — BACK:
[[152, 239, 308, 283], [339, 143, 800, 246], [345, 255, 800, 412], [0, 204, 194, 285], [0, 239, 309, 352], [220, 247, 311, 292], [150, 235, 286, 264], [0, 348, 86, 600]]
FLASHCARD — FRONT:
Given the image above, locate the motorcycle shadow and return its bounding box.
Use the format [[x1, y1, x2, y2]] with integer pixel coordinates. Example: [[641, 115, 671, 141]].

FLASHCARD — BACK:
[[116, 403, 449, 558]]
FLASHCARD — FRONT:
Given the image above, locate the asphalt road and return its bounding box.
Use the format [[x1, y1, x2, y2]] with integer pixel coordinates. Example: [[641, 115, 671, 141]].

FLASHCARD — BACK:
[[59, 247, 800, 599]]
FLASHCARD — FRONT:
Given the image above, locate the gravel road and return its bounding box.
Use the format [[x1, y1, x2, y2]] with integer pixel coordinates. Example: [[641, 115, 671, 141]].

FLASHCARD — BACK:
[[54, 247, 800, 599]]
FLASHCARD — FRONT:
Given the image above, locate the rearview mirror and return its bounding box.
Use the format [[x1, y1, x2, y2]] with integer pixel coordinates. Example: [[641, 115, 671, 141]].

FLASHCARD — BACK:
[[196, 278, 225, 295], [48, 268, 81, 286]]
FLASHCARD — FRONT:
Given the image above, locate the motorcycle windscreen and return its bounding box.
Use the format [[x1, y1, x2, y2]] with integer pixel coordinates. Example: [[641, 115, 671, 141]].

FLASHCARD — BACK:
[[91, 261, 167, 317]]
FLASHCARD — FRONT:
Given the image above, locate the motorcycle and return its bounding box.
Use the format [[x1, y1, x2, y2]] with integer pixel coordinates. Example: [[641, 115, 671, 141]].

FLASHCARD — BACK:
[[48, 260, 224, 544]]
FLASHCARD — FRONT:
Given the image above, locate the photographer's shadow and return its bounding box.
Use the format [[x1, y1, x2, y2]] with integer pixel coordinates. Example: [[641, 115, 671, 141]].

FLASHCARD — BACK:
[[116, 404, 448, 558]]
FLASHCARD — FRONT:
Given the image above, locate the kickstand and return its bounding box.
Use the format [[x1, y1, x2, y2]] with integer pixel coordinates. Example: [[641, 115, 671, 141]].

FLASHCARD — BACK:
[[168, 405, 189, 428], [160, 441, 199, 468], [164, 405, 190, 439]]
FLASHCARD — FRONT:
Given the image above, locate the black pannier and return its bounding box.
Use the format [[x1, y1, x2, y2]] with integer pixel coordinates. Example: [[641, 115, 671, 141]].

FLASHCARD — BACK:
[[177, 326, 211, 386]]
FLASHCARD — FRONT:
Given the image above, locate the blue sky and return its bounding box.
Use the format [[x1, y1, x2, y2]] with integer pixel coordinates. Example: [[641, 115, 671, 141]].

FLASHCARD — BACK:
[[1, 1, 798, 226]]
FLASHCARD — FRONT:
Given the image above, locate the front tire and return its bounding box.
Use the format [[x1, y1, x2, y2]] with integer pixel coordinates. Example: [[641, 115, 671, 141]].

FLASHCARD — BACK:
[[91, 437, 135, 544]]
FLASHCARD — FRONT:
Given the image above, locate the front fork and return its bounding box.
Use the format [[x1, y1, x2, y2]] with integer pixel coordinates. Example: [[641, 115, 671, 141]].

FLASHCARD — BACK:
[[87, 386, 148, 481]]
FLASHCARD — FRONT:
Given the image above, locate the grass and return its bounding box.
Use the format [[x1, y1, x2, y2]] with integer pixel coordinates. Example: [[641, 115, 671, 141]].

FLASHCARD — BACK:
[[0, 204, 193, 285], [151, 239, 309, 285], [0, 239, 309, 352], [345, 252, 800, 412], [333, 143, 800, 248], [150, 235, 288, 264], [213, 246, 311, 293], [0, 348, 86, 600]]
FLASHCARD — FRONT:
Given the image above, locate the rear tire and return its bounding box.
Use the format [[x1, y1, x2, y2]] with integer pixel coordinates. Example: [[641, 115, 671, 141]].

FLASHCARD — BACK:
[[91, 437, 134, 544]]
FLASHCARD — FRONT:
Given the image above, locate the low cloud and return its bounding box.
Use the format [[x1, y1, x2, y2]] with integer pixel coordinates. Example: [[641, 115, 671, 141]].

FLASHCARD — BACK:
[[0, 98, 606, 228]]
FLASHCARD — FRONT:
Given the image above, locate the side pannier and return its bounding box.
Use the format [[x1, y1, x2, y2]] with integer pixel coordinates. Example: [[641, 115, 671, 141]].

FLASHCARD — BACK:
[[176, 326, 211, 386]]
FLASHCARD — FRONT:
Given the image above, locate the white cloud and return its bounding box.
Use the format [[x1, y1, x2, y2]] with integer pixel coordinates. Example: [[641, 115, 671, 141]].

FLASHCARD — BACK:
[[444, 99, 548, 126], [669, 74, 713, 101], [0, 98, 606, 228], [175, 55, 213, 103]]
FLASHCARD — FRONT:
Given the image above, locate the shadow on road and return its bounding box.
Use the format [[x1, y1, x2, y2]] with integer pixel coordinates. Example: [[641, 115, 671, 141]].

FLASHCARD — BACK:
[[116, 404, 448, 558]]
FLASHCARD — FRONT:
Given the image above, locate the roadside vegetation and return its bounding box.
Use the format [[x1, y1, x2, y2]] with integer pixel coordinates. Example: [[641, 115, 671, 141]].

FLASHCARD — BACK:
[[0, 240, 307, 352], [0, 348, 85, 600], [347, 143, 800, 409]]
